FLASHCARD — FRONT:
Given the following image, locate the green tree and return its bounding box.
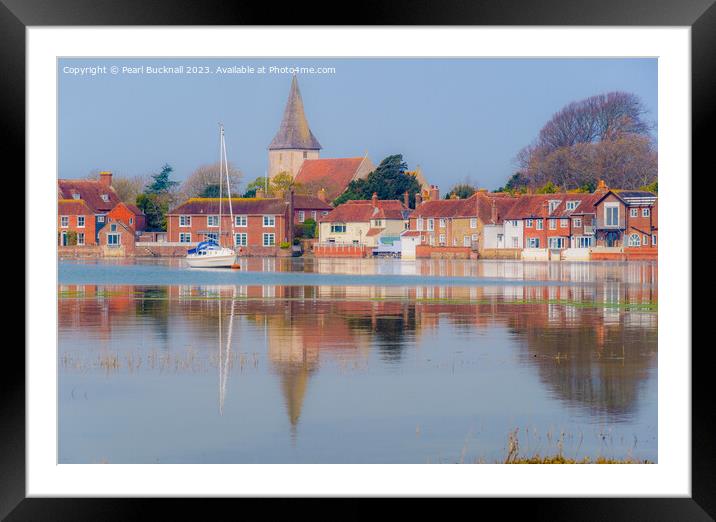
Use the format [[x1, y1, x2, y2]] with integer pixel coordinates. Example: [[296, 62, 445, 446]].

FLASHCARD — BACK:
[[640, 180, 658, 193], [243, 176, 270, 198], [146, 163, 178, 195], [199, 184, 221, 197], [300, 217, 317, 239], [333, 154, 420, 207], [536, 181, 560, 194], [271, 171, 305, 195], [495, 172, 529, 194], [444, 183, 477, 199], [136, 193, 168, 231]]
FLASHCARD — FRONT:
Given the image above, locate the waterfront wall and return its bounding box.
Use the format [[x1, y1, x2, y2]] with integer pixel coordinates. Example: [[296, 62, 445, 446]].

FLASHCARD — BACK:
[[314, 244, 372, 258], [415, 246, 472, 259], [480, 248, 521, 260]]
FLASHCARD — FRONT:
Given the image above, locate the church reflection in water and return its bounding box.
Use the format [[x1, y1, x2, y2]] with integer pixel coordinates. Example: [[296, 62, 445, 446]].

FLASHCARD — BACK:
[[58, 278, 657, 436]]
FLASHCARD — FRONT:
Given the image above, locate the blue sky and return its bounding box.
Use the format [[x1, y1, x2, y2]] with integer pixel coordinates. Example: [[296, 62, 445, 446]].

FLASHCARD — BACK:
[[58, 58, 657, 191]]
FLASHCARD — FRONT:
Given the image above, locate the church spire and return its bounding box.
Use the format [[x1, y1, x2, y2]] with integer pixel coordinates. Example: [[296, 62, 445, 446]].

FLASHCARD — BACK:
[[269, 75, 322, 151]]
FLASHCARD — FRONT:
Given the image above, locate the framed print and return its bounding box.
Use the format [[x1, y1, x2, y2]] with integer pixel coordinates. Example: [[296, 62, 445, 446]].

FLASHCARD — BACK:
[[5, 0, 712, 519]]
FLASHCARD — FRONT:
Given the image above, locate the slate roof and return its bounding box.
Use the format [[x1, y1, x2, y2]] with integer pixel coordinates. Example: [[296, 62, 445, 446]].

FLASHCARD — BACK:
[[295, 158, 366, 202], [268, 76, 322, 151], [411, 192, 519, 224], [168, 198, 287, 216], [57, 179, 121, 213], [292, 194, 333, 211]]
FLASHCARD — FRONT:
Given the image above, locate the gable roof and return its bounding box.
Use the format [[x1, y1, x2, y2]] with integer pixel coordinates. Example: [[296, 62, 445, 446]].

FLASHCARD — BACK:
[[168, 198, 287, 216], [57, 179, 121, 213], [268, 76, 321, 151], [108, 201, 145, 216], [295, 158, 366, 202], [318, 199, 407, 223]]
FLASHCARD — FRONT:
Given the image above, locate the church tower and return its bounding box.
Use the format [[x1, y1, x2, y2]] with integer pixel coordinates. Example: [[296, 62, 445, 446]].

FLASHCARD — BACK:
[[268, 75, 322, 180]]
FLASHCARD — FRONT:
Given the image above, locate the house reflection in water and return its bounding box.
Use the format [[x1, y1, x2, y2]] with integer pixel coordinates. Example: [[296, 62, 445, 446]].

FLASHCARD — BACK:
[[58, 271, 657, 438]]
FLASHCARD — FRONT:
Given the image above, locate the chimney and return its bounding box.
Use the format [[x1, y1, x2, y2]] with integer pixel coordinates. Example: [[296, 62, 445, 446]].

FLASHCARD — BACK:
[[317, 187, 328, 203], [415, 192, 422, 207], [429, 185, 439, 201], [491, 198, 498, 224], [372, 192, 378, 206], [256, 188, 265, 199], [99, 171, 112, 187], [275, 188, 285, 200], [403, 191, 409, 208], [450, 193, 459, 200], [595, 179, 609, 195]]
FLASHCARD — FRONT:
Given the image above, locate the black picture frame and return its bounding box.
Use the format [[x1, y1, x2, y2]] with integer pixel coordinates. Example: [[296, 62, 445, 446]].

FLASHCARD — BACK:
[[5, 0, 710, 519]]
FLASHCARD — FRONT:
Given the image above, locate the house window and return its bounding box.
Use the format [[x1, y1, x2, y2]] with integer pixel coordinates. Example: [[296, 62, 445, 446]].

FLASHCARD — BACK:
[[439, 234, 446, 245], [642, 208, 651, 217], [110, 223, 117, 232], [235, 215, 247, 227], [234, 233, 247, 246], [179, 215, 191, 227], [628, 233, 641, 247], [129, 217, 133, 225], [470, 218, 477, 229], [207, 215, 219, 227], [605, 204, 619, 227], [298, 211, 305, 222], [60, 216, 69, 228], [107, 233, 120, 246], [417, 218, 424, 231], [330, 223, 346, 233], [536, 219, 543, 230], [528, 237, 540, 248], [77, 233, 85, 246], [179, 233, 192, 243], [97, 215, 105, 223], [263, 215, 275, 227], [652, 234, 657, 246], [576, 236, 592, 248], [548, 237, 565, 249], [643, 234, 649, 246], [549, 219, 556, 230], [630, 208, 639, 217], [525, 219, 533, 228], [101, 194, 109, 203], [321, 211, 329, 216], [560, 219, 568, 228], [303, 151, 308, 159], [573, 218, 582, 228], [512, 237, 519, 248], [439, 218, 446, 228], [427, 218, 434, 231], [72, 193, 80, 200], [511, 220, 518, 227], [452, 237, 457, 246], [566, 201, 579, 211], [77, 215, 85, 228], [463, 236, 470, 247], [471, 234, 478, 241], [311, 211, 317, 220], [374, 219, 383, 227], [548, 200, 561, 213], [204, 233, 218, 242], [263, 233, 275, 246]]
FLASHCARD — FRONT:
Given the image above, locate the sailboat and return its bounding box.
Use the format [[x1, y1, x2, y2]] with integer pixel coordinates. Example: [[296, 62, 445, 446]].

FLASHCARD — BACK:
[[186, 124, 238, 268]]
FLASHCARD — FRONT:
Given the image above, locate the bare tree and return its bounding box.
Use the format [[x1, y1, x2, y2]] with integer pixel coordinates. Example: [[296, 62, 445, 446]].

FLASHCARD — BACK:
[[515, 92, 656, 190], [180, 162, 243, 199]]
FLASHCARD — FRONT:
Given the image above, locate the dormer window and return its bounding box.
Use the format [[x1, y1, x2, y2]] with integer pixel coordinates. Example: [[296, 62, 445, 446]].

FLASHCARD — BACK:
[[566, 201, 579, 211], [548, 200, 561, 213], [72, 193, 80, 200], [101, 194, 109, 203]]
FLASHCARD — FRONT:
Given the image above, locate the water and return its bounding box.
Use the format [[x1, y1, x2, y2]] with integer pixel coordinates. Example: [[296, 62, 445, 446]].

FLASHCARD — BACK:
[[58, 258, 657, 463]]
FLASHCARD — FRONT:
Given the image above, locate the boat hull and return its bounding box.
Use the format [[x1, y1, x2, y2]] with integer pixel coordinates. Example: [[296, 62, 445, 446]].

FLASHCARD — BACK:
[[185, 250, 237, 268]]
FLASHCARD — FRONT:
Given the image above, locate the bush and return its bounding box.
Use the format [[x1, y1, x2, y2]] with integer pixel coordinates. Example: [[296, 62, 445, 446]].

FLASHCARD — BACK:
[[301, 218, 317, 239], [66, 230, 78, 246], [279, 241, 291, 249]]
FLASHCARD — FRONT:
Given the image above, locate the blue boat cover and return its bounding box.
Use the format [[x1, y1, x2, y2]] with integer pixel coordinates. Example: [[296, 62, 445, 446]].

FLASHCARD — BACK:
[[187, 240, 220, 255]]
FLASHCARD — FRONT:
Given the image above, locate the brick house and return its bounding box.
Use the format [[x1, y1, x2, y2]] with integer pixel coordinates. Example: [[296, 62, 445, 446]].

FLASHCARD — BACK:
[[409, 190, 517, 253], [594, 189, 658, 248], [291, 194, 333, 226], [167, 197, 291, 252], [58, 199, 96, 246], [317, 194, 409, 248], [57, 171, 122, 243], [97, 217, 137, 256], [106, 201, 146, 232]]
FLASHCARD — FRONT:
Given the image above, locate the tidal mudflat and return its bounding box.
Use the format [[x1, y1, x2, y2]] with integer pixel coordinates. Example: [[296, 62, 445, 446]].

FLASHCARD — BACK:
[[58, 258, 657, 463]]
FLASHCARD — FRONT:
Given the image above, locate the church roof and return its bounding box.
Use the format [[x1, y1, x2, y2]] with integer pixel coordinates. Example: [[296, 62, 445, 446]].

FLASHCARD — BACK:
[[295, 157, 365, 201], [269, 76, 322, 151]]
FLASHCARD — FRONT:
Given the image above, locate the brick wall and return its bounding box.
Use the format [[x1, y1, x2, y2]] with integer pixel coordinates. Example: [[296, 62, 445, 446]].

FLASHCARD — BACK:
[[167, 214, 289, 248], [415, 245, 471, 259], [313, 244, 372, 258]]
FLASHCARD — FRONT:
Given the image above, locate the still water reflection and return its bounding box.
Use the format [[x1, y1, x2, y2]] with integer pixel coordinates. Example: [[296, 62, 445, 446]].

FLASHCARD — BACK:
[[58, 260, 657, 463]]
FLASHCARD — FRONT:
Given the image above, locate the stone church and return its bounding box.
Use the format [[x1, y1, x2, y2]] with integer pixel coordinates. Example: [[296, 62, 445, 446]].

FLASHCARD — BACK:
[[267, 76, 375, 201]]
